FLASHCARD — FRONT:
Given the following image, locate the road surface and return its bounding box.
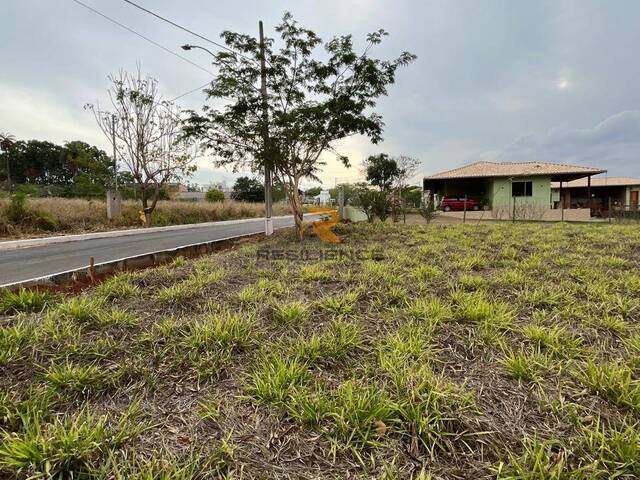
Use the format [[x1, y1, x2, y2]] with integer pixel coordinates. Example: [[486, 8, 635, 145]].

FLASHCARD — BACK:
[[0, 215, 309, 286]]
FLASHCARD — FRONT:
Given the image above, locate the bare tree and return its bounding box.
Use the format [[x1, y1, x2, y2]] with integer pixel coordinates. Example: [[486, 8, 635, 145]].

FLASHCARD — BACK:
[[87, 69, 196, 225], [392, 156, 420, 191]]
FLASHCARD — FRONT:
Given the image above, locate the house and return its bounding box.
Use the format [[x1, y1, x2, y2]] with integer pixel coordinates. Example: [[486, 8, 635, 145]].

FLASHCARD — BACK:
[[550, 177, 640, 214], [423, 161, 606, 220], [313, 190, 332, 205], [176, 191, 206, 201], [164, 182, 188, 199]]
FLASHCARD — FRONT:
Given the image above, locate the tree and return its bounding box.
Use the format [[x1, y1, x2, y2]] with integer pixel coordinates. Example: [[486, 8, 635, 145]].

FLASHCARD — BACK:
[[304, 186, 322, 197], [364, 154, 402, 191], [351, 183, 377, 222], [329, 183, 359, 204], [232, 176, 265, 202], [0, 132, 16, 190], [351, 183, 391, 222], [87, 69, 196, 225], [206, 188, 225, 202], [183, 13, 416, 239], [63, 141, 114, 197], [401, 185, 423, 208]]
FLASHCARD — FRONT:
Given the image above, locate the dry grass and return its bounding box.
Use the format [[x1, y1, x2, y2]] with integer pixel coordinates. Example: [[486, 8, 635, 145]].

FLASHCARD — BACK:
[[1, 221, 639, 479], [0, 197, 291, 238]]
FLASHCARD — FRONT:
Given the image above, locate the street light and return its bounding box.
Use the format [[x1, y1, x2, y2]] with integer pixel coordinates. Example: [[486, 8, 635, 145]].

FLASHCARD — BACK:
[[181, 44, 217, 58], [181, 40, 274, 236]]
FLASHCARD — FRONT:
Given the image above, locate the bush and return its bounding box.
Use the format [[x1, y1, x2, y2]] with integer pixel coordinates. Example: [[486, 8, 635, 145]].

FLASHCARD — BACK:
[[206, 188, 225, 202], [2, 193, 58, 231], [4, 192, 28, 223]]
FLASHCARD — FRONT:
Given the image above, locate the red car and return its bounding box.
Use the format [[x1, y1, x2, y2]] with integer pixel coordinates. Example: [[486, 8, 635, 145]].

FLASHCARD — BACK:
[[439, 196, 481, 212]]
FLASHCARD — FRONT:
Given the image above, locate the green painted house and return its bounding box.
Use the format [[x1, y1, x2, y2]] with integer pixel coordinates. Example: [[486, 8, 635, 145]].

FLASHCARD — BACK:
[[423, 161, 606, 218]]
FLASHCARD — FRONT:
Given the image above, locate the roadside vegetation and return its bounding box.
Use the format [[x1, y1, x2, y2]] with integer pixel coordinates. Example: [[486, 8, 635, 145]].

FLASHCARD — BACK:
[[0, 196, 291, 238], [1, 222, 639, 478]]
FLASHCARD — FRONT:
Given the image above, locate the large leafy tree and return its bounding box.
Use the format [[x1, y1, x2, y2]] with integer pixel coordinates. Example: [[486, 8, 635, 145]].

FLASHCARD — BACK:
[[184, 13, 415, 239], [232, 176, 264, 202], [364, 153, 403, 191]]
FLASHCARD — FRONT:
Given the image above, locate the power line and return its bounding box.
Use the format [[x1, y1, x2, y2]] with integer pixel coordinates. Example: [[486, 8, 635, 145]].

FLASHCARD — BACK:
[[169, 81, 211, 102], [70, 0, 214, 76], [122, 0, 258, 65]]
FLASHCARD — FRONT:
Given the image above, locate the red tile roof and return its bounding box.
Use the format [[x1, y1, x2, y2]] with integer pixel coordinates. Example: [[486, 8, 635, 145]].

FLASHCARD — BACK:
[[424, 161, 606, 180], [551, 176, 640, 188]]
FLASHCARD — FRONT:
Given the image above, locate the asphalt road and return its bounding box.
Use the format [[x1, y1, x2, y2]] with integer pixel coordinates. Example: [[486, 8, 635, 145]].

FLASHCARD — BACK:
[[0, 215, 308, 286]]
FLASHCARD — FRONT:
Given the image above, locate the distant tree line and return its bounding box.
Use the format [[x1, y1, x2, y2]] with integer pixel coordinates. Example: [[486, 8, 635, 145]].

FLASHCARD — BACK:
[[0, 136, 135, 198]]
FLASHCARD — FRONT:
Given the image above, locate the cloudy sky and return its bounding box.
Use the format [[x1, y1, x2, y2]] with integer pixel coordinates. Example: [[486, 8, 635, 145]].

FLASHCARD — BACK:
[[2, 0, 639, 188]]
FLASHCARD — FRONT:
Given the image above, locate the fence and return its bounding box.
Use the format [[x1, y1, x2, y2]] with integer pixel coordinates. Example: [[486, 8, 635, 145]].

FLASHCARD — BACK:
[[600, 204, 640, 222]]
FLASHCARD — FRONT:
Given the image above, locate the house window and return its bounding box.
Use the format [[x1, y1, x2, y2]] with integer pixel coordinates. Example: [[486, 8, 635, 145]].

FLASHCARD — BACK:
[[512, 181, 533, 197]]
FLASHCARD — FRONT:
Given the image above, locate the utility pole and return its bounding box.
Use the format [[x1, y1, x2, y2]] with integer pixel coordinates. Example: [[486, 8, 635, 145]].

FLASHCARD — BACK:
[[106, 114, 122, 220], [112, 115, 118, 192], [259, 20, 273, 236]]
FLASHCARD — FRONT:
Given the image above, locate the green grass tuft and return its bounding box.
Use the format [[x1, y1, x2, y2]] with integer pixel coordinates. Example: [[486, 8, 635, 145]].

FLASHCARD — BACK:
[[0, 289, 52, 314]]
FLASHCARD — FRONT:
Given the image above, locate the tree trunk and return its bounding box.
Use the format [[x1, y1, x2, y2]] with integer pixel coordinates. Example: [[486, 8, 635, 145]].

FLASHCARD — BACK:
[[289, 177, 304, 241], [141, 187, 152, 226]]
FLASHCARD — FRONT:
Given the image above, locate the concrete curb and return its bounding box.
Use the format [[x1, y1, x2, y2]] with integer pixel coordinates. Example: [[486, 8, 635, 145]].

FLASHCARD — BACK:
[[0, 215, 296, 251]]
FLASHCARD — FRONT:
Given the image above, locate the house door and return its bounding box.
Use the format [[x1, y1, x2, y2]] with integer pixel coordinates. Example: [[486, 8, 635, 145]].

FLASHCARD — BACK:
[[631, 191, 639, 209]]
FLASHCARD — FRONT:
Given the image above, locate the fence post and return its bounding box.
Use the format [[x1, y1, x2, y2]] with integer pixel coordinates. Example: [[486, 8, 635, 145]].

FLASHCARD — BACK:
[[512, 196, 516, 223], [608, 197, 612, 224], [463, 194, 467, 224]]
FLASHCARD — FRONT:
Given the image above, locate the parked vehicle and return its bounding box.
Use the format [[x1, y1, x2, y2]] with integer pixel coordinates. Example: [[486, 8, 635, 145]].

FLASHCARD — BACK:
[[439, 196, 481, 212]]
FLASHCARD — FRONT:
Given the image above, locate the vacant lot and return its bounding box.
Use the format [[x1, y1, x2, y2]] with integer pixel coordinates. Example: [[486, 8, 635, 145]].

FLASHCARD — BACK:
[[0, 197, 291, 238], [1, 222, 639, 479]]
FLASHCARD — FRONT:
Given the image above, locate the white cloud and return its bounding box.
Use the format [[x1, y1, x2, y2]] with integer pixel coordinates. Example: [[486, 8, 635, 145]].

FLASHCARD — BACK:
[[0, 83, 104, 147], [485, 111, 640, 176]]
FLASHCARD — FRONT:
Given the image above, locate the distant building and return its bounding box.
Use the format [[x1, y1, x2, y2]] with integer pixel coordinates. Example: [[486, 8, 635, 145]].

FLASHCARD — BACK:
[[314, 190, 331, 205], [176, 191, 206, 201], [551, 177, 640, 213], [165, 182, 188, 199]]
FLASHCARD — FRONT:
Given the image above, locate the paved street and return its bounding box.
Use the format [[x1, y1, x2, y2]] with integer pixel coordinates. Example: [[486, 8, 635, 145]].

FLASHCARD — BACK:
[[0, 215, 309, 286]]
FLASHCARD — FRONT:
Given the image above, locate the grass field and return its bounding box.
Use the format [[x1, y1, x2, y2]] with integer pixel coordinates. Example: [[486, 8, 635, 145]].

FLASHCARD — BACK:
[[0, 197, 291, 238], [1, 222, 639, 479]]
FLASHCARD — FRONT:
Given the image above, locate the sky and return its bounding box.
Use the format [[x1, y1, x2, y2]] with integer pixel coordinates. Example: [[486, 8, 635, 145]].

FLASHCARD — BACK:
[[1, 0, 639, 189]]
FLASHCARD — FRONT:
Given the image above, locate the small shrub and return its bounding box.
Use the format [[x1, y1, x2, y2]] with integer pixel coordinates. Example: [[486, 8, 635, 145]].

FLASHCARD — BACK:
[[499, 349, 549, 383], [246, 354, 310, 404], [0, 289, 52, 314], [579, 360, 640, 412], [293, 319, 362, 367], [272, 301, 308, 327], [0, 321, 33, 364], [43, 362, 115, 394], [0, 409, 143, 478], [54, 296, 105, 323], [328, 380, 396, 449], [300, 265, 332, 282], [206, 188, 225, 202], [406, 297, 452, 326], [320, 291, 359, 315], [180, 312, 255, 353], [94, 274, 139, 300]]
